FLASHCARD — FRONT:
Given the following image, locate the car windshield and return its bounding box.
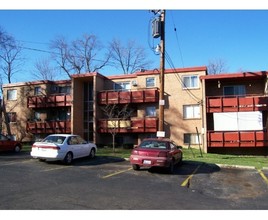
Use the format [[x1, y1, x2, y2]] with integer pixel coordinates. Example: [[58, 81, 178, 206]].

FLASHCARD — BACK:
[[42, 136, 66, 144], [139, 140, 167, 149]]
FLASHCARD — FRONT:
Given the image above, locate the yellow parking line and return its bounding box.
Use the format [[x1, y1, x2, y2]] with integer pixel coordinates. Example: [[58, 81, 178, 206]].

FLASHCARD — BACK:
[[181, 164, 203, 187], [102, 167, 132, 179], [257, 169, 268, 185]]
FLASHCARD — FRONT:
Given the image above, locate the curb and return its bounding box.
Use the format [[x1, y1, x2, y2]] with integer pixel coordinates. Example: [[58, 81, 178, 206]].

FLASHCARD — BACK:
[[216, 163, 256, 170]]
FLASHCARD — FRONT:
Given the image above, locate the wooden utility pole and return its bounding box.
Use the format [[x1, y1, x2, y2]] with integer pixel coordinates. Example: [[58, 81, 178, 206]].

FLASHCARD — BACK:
[[158, 10, 165, 133]]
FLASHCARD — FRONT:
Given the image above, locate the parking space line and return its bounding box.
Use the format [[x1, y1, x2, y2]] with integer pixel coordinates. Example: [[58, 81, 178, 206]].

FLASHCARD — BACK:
[[257, 169, 268, 185], [102, 167, 132, 179], [181, 164, 203, 187], [0, 159, 34, 166], [42, 166, 72, 172]]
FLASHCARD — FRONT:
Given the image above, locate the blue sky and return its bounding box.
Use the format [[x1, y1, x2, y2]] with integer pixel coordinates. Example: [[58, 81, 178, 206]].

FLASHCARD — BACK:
[[1, 2, 268, 83]]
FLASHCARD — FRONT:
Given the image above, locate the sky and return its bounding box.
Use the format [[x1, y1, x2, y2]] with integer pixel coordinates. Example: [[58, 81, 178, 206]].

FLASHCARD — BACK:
[[1, 1, 268, 84]]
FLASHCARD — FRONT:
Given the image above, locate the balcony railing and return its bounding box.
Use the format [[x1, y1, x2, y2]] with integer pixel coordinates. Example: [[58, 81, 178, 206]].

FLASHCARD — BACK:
[[27, 120, 71, 134], [207, 130, 268, 147], [206, 95, 268, 113], [98, 117, 158, 133], [27, 94, 72, 108], [98, 88, 159, 105]]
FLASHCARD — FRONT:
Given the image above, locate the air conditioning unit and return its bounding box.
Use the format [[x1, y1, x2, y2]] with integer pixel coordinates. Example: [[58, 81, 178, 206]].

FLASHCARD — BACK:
[[132, 80, 138, 86]]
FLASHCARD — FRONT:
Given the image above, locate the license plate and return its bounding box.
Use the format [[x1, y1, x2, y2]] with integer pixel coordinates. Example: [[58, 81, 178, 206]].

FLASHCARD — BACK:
[[143, 160, 151, 165]]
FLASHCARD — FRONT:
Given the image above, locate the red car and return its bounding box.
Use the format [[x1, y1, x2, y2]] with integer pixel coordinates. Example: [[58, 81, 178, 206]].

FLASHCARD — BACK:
[[130, 138, 183, 173], [0, 134, 22, 153]]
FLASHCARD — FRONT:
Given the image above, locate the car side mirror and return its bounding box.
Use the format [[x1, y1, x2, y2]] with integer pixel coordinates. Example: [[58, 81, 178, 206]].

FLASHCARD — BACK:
[[177, 145, 182, 149], [133, 145, 138, 149]]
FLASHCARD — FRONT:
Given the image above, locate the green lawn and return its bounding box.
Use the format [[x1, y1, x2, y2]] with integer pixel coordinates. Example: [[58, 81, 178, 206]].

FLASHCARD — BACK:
[[97, 147, 268, 170], [23, 145, 268, 170]]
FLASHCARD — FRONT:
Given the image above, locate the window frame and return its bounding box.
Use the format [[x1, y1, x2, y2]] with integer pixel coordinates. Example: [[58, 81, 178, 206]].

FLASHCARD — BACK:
[[183, 104, 200, 119], [7, 112, 17, 123], [223, 85, 246, 96], [7, 89, 17, 101], [146, 77, 155, 87], [146, 106, 156, 117], [182, 75, 199, 89], [183, 133, 202, 145], [114, 81, 131, 91]]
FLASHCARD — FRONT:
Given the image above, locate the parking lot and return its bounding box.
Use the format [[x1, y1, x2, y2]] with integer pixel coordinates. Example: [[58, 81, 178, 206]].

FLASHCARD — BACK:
[[0, 151, 268, 210]]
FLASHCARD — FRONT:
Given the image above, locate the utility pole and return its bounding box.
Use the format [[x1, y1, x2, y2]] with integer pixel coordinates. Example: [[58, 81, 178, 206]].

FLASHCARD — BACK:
[[158, 10, 165, 134], [151, 9, 165, 138]]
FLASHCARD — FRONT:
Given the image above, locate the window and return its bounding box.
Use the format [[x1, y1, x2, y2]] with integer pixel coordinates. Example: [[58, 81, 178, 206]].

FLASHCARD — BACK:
[[146, 106, 156, 117], [223, 85, 245, 96], [8, 112, 17, 123], [146, 77, 155, 87], [34, 87, 42, 95], [183, 105, 200, 119], [114, 82, 131, 91], [182, 75, 198, 89], [34, 112, 41, 121], [184, 133, 202, 145], [59, 86, 71, 94], [7, 89, 17, 100]]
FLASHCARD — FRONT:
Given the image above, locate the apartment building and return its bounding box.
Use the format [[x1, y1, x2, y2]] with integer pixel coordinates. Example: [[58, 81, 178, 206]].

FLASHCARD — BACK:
[[201, 71, 268, 155], [1, 66, 206, 150], [2, 80, 71, 142]]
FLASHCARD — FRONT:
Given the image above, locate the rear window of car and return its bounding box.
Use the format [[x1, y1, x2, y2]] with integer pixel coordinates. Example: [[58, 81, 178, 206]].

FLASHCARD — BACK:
[[42, 136, 66, 144], [139, 140, 167, 149]]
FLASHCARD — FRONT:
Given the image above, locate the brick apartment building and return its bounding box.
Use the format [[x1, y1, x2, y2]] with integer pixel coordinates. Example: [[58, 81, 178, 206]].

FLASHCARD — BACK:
[[201, 71, 268, 155], [2, 66, 268, 154], [1, 66, 206, 150]]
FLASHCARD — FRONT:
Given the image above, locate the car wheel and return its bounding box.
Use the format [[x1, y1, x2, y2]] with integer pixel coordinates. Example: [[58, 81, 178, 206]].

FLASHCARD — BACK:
[[14, 145, 21, 153], [89, 148, 96, 159], [132, 164, 140, 170], [168, 160, 174, 174], [64, 152, 73, 165]]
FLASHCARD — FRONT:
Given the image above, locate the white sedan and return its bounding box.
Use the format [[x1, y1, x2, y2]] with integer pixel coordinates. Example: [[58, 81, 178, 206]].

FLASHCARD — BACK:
[[30, 134, 97, 164]]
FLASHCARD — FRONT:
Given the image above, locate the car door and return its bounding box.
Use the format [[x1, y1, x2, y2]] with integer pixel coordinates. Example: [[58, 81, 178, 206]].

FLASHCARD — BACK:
[[67, 136, 83, 159], [76, 136, 90, 157], [169, 142, 181, 162], [0, 134, 12, 151]]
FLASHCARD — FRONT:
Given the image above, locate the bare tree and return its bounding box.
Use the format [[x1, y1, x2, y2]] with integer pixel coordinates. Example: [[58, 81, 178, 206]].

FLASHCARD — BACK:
[[32, 58, 57, 81], [101, 104, 133, 152], [0, 28, 23, 83], [109, 38, 152, 74], [50, 34, 110, 78], [0, 27, 24, 136], [207, 58, 228, 75]]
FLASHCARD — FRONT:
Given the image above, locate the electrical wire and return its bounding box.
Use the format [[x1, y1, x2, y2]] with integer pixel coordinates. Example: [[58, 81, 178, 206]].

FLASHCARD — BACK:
[[170, 11, 185, 68], [164, 49, 202, 104]]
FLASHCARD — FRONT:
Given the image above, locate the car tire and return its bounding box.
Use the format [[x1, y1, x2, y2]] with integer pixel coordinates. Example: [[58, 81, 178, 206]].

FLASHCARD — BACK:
[[14, 145, 21, 153], [168, 160, 174, 174], [89, 148, 96, 159], [132, 164, 140, 170], [64, 152, 73, 165]]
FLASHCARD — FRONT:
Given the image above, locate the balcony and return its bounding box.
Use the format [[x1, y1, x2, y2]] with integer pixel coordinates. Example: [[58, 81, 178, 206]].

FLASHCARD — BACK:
[[206, 95, 268, 113], [98, 88, 159, 105], [27, 120, 71, 134], [27, 94, 72, 108], [207, 130, 268, 147], [98, 117, 158, 133]]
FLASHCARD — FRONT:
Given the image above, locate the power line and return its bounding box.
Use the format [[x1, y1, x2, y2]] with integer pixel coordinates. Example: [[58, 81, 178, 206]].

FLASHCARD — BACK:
[[170, 11, 185, 68], [164, 50, 202, 103]]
